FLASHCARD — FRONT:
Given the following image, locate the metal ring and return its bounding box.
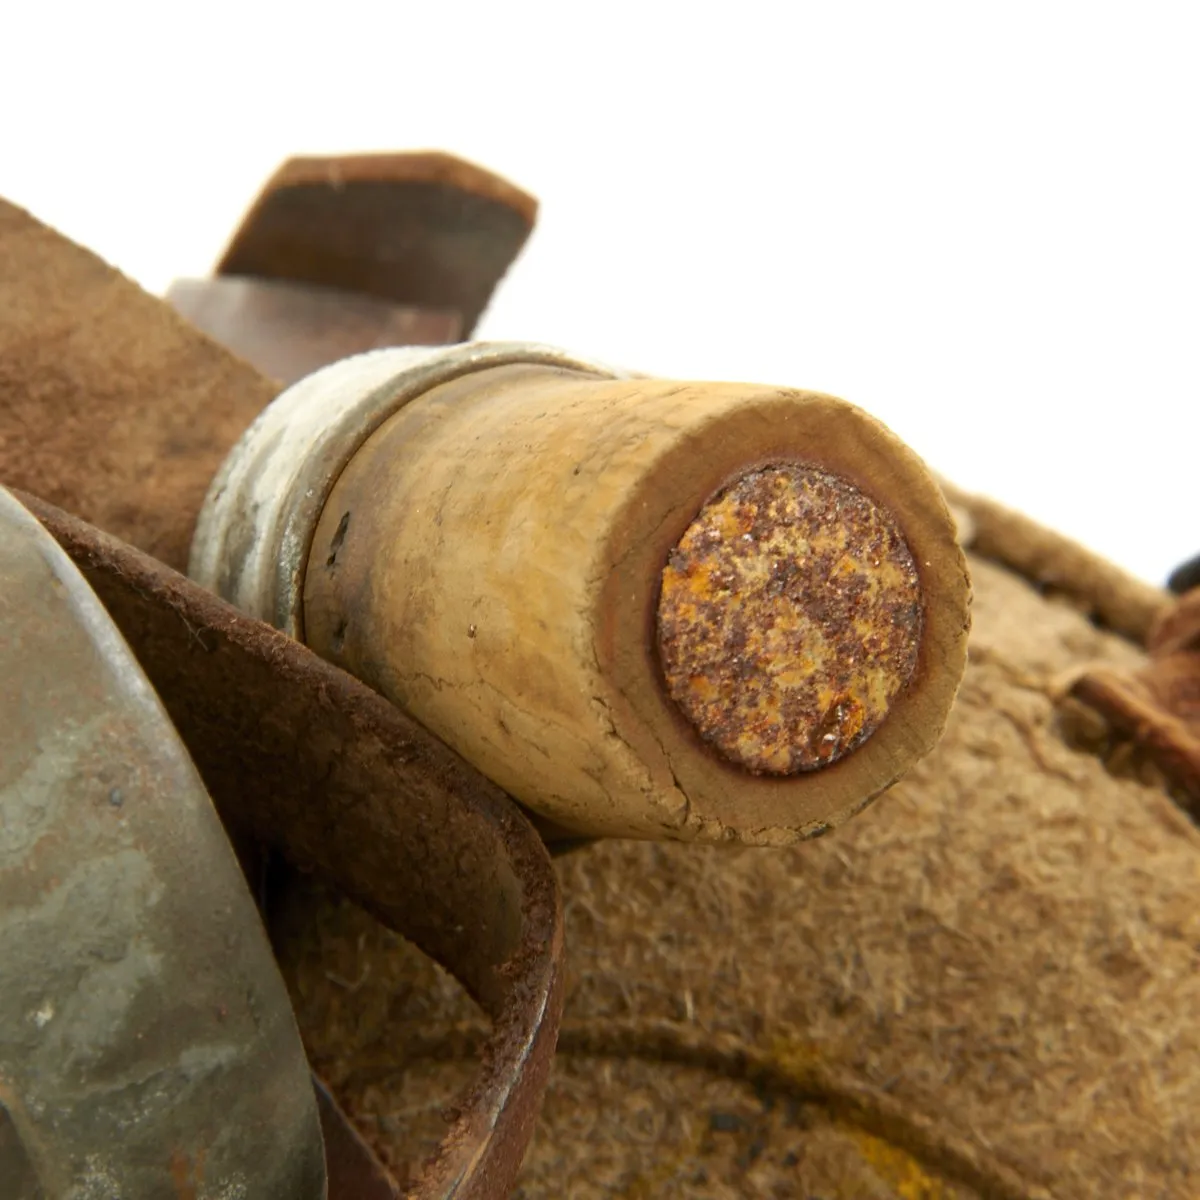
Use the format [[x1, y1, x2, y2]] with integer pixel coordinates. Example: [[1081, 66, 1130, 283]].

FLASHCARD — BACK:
[[189, 342, 627, 636]]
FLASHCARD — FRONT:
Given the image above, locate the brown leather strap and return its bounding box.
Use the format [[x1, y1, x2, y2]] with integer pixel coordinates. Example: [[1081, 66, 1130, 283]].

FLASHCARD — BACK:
[[316, 1078, 401, 1199], [21, 491, 565, 1199], [216, 152, 536, 337]]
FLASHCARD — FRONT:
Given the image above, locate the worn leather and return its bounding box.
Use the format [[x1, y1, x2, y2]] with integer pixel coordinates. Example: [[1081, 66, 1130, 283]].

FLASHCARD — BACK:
[[20, 491, 565, 1198], [216, 152, 537, 337], [316, 1078, 403, 1199], [0, 156, 562, 1198]]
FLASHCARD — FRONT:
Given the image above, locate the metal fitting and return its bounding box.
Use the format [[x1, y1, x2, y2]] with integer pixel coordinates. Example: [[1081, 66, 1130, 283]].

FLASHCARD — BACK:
[[190, 342, 628, 639]]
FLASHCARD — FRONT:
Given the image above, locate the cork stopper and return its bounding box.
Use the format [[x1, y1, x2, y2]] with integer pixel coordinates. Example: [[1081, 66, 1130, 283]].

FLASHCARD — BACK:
[[286, 356, 969, 842], [656, 464, 923, 775]]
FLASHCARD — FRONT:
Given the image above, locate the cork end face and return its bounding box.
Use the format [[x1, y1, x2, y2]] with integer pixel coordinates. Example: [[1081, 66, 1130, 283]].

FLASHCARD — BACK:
[[656, 465, 923, 775]]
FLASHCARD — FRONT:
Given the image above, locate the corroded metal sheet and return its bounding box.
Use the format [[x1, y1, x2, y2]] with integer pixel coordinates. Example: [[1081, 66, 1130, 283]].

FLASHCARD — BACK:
[[657, 465, 923, 774], [0, 487, 325, 1199]]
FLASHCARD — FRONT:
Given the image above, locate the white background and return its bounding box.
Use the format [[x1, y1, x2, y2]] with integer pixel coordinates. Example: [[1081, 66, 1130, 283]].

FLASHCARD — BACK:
[[3, 3, 1196, 585]]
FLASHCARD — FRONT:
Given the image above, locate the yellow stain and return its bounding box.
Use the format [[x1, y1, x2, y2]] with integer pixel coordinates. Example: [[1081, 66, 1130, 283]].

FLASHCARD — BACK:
[[849, 1129, 948, 1200]]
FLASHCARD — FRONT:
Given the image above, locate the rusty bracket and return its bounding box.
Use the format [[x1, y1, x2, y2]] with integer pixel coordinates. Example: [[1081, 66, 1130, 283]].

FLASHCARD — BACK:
[[14, 489, 565, 1199]]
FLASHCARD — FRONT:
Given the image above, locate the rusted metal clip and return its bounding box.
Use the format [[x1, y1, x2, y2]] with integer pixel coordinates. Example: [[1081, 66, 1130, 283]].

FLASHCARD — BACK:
[[2, 484, 565, 1199]]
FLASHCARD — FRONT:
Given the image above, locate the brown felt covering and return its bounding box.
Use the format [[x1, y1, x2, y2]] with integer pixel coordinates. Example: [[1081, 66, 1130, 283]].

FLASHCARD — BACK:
[[0, 200, 279, 572], [275, 514, 1199, 1199]]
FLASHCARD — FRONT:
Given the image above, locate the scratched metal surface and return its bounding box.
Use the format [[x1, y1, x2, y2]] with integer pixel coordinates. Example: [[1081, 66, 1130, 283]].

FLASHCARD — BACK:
[[0, 487, 325, 1200]]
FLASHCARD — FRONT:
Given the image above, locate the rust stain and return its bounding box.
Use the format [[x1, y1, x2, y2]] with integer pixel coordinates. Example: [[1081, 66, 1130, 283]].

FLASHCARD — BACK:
[[169, 1148, 194, 1200], [168, 1146, 205, 1199], [656, 465, 922, 774]]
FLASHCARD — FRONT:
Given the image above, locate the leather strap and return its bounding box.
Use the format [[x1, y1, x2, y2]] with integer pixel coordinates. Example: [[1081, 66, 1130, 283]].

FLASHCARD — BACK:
[[1, 156, 562, 1198], [17, 492, 565, 1199], [316, 1078, 403, 1199], [215, 152, 536, 337]]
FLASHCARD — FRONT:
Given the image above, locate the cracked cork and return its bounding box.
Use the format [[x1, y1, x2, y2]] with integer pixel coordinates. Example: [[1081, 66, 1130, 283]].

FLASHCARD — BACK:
[[656, 464, 923, 774]]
